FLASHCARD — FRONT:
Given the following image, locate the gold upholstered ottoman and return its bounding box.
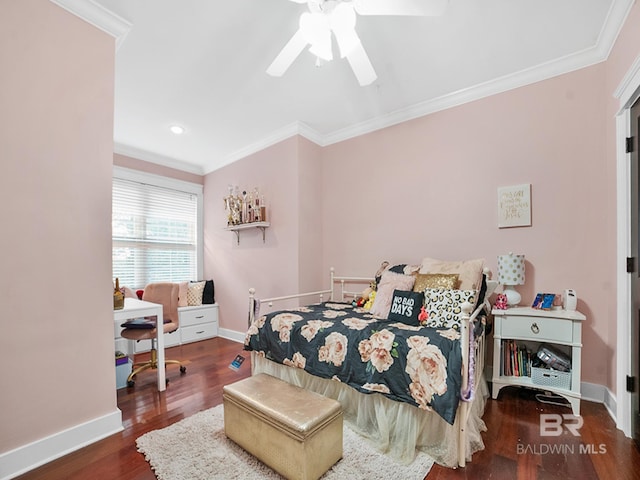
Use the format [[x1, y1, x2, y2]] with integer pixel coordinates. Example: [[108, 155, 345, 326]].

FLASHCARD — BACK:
[[223, 373, 343, 480]]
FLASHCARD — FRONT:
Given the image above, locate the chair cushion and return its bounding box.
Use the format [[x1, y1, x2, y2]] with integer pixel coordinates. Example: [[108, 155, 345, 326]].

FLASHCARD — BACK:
[[121, 321, 178, 341]]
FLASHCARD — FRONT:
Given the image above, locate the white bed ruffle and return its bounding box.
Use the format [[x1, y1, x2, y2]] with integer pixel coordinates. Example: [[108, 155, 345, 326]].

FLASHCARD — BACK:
[[251, 352, 488, 468]]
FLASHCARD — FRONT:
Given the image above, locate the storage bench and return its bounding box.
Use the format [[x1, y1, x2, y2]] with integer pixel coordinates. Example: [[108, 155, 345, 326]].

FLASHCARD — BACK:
[[223, 373, 343, 480]]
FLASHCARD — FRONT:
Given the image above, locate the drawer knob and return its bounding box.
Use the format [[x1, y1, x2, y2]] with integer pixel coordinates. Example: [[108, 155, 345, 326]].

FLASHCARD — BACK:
[[531, 322, 540, 334]]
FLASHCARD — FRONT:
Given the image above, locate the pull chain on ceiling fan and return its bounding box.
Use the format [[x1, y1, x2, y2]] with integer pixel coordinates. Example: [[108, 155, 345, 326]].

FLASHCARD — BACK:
[[267, 0, 449, 86]]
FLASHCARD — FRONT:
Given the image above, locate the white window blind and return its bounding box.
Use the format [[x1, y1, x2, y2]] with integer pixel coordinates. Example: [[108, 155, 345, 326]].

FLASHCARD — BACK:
[[112, 176, 199, 289]]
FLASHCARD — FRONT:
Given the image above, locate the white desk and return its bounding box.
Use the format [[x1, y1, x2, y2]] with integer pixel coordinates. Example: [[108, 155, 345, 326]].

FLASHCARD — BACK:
[[114, 297, 166, 392]]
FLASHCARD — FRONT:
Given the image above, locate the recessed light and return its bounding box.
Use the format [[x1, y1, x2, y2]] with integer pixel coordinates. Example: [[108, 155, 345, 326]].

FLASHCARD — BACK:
[[170, 125, 185, 135]]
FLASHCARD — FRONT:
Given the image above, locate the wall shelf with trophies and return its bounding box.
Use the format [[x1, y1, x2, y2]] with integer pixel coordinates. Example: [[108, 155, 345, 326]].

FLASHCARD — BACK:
[[223, 186, 269, 244], [225, 222, 270, 245]]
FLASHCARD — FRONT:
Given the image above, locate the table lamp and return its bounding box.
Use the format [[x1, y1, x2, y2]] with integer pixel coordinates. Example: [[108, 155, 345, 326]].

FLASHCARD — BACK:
[[497, 253, 525, 307]]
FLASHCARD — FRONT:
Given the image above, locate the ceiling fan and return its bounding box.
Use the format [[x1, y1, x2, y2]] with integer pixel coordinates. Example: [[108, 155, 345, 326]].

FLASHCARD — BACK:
[[266, 0, 449, 86]]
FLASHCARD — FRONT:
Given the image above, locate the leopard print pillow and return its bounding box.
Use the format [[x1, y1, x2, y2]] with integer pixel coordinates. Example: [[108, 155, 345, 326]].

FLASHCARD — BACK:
[[423, 288, 478, 330]]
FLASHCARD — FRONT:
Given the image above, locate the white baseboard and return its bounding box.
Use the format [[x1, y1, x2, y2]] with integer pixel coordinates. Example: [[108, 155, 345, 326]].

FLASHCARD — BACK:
[[0, 409, 123, 480], [218, 328, 245, 344]]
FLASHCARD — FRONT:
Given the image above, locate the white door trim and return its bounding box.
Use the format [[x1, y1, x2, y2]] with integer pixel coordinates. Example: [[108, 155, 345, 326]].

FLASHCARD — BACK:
[[615, 53, 640, 437]]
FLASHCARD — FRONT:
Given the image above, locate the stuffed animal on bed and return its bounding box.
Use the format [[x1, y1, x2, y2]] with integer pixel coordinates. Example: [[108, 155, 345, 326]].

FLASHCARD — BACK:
[[353, 281, 376, 308], [363, 290, 376, 310], [418, 305, 429, 326]]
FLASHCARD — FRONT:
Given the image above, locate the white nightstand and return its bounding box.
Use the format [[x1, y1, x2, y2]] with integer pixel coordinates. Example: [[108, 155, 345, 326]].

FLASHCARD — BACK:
[[491, 306, 585, 415]]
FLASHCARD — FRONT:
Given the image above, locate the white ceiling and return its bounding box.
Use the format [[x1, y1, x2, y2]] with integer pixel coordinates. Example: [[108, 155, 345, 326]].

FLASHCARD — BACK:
[[77, 0, 631, 174]]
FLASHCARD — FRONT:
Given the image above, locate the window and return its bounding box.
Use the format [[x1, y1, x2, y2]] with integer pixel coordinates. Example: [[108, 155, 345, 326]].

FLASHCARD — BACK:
[[112, 167, 203, 289]]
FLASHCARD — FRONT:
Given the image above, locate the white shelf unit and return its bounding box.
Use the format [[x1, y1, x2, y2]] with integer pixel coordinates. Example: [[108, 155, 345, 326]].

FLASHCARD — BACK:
[[491, 306, 585, 416]]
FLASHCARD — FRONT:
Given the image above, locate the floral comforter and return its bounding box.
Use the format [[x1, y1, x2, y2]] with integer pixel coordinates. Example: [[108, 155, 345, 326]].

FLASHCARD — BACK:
[[244, 302, 464, 424]]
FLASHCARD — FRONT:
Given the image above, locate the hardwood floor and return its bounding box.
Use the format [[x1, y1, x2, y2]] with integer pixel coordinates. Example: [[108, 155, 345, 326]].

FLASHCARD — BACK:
[[14, 337, 640, 480]]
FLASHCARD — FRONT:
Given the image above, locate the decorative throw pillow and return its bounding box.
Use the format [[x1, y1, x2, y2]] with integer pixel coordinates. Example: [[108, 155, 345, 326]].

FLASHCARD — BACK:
[[202, 279, 215, 304], [388, 290, 423, 326], [178, 281, 189, 307], [423, 288, 478, 330], [413, 273, 459, 292], [187, 281, 206, 306], [369, 271, 416, 319], [387, 263, 421, 276], [419, 257, 485, 291]]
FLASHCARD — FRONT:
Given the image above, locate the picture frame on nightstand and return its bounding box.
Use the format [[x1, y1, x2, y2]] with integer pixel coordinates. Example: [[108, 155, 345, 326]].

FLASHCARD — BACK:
[[532, 293, 555, 310]]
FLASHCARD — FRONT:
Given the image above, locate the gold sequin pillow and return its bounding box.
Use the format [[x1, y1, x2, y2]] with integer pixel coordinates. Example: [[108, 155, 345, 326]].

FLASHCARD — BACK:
[[413, 273, 459, 292]]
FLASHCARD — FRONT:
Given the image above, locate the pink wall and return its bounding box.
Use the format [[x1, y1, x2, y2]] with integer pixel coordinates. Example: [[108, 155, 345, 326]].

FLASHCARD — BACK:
[[204, 137, 304, 335], [0, 0, 116, 454], [320, 64, 613, 387]]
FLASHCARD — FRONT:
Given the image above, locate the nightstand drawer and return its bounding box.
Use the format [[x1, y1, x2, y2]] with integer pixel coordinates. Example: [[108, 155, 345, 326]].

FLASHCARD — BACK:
[[501, 315, 573, 343], [181, 322, 218, 343]]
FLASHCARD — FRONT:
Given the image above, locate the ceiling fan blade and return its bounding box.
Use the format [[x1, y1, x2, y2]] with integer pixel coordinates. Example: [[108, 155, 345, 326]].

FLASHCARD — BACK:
[[345, 41, 377, 86], [353, 0, 449, 16], [288, 0, 307, 3], [266, 29, 308, 77]]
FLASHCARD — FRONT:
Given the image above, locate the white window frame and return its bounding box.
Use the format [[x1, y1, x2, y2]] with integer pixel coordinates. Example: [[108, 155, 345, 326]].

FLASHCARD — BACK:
[[112, 166, 204, 285]]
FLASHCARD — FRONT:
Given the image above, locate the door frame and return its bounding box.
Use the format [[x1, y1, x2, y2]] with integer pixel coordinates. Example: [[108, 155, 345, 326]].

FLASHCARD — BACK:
[[615, 54, 640, 437]]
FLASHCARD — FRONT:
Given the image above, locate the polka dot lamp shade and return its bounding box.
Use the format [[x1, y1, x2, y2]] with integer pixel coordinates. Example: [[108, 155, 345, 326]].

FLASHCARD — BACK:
[[497, 253, 525, 286]]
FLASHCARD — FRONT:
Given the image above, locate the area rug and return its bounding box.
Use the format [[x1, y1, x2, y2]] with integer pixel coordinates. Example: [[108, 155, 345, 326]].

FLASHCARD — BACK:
[[136, 404, 434, 480]]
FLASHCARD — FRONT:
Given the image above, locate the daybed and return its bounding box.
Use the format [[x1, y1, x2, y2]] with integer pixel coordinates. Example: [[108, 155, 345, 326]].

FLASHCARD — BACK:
[[244, 260, 496, 468]]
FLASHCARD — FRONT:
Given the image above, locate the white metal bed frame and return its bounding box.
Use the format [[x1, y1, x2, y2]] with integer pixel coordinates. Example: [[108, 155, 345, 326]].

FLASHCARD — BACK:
[[247, 267, 493, 467]]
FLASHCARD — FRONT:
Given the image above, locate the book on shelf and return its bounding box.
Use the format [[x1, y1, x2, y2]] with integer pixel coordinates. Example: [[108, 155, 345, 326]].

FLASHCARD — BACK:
[[502, 340, 532, 377]]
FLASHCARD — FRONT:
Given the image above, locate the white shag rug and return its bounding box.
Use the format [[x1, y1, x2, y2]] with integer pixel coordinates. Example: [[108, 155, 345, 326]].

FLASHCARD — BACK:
[[136, 404, 434, 480]]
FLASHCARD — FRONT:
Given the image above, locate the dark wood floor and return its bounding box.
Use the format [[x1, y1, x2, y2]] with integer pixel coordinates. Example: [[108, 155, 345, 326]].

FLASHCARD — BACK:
[[14, 337, 640, 480]]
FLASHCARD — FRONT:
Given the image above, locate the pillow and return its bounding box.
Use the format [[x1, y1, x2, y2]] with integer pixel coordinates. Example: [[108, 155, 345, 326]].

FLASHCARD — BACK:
[[388, 290, 423, 326], [202, 279, 215, 304], [178, 281, 189, 307], [419, 257, 485, 291], [369, 271, 416, 319], [187, 281, 206, 306], [387, 263, 421, 276], [413, 273, 459, 292], [122, 286, 137, 298], [423, 288, 478, 330]]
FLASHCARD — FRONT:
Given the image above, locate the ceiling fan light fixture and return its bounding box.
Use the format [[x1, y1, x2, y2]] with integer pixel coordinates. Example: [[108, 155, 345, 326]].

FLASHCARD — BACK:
[[301, 12, 333, 61], [331, 3, 359, 58], [274, 0, 444, 85]]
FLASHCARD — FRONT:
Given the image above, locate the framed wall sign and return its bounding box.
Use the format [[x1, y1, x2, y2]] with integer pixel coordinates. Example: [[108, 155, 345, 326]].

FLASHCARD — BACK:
[[498, 184, 531, 228]]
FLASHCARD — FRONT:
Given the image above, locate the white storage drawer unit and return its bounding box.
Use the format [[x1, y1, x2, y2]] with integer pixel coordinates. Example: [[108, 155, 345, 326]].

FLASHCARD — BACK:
[[178, 304, 219, 343]]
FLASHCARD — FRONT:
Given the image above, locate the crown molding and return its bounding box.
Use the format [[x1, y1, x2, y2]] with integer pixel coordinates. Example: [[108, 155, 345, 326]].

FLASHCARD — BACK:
[[114, 143, 205, 175], [323, 0, 635, 147], [49, 0, 132, 50], [203, 121, 325, 173]]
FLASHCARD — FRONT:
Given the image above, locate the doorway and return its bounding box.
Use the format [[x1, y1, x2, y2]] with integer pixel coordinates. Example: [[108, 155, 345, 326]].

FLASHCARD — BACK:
[[631, 96, 640, 446]]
